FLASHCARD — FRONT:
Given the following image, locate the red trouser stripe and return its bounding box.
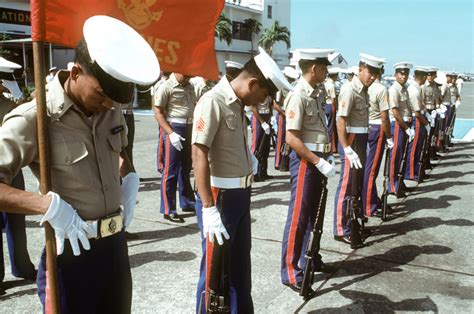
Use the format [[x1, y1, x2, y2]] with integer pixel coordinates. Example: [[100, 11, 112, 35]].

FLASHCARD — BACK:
[[336, 134, 355, 236], [286, 159, 307, 284], [162, 136, 171, 214]]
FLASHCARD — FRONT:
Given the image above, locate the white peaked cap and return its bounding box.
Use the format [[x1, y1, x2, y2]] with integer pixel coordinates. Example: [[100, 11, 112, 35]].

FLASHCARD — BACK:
[[414, 66, 430, 73], [393, 62, 413, 70], [283, 66, 299, 79], [296, 48, 334, 64], [83, 15, 160, 86], [224, 60, 244, 69], [0, 57, 21, 73], [328, 66, 341, 74], [426, 66, 439, 72], [359, 53, 386, 69], [254, 47, 293, 92]]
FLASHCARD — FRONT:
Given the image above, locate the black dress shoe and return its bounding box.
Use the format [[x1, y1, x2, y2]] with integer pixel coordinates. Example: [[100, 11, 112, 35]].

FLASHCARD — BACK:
[[182, 207, 195, 213], [404, 186, 416, 192], [396, 192, 407, 199], [334, 235, 351, 244], [125, 231, 140, 240], [16, 269, 37, 281], [164, 213, 185, 223], [253, 175, 264, 182], [314, 262, 336, 273]]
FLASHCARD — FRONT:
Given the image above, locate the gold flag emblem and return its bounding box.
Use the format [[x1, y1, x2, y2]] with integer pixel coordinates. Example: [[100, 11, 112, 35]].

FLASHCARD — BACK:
[[118, 0, 163, 30]]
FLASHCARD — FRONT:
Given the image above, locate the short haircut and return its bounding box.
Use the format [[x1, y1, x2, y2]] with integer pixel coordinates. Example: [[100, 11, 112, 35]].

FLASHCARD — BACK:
[[74, 37, 94, 74], [414, 70, 427, 79], [225, 67, 242, 81], [298, 59, 327, 74]]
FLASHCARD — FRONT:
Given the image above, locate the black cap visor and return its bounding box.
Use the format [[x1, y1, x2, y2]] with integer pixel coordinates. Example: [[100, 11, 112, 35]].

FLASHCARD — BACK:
[[90, 62, 134, 103]]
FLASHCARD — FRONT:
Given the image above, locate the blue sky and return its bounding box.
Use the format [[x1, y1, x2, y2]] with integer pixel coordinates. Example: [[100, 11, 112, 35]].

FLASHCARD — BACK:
[[291, 0, 473, 73]]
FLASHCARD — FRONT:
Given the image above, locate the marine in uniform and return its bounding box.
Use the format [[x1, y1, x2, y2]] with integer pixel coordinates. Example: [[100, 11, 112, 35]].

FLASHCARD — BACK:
[[405, 66, 430, 182], [0, 77, 36, 290], [0, 16, 151, 312], [446, 72, 461, 146], [387, 62, 414, 197], [361, 60, 394, 218], [324, 67, 339, 153], [274, 66, 299, 170], [333, 54, 382, 243], [154, 72, 171, 174], [422, 68, 441, 160], [251, 96, 272, 181], [194, 77, 215, 101], [438, 73, 452, 151], [224, 60, 244, 81], [192, 47, 292, 313], [280, 49, 337, 292], [154, 72, 197, 222]]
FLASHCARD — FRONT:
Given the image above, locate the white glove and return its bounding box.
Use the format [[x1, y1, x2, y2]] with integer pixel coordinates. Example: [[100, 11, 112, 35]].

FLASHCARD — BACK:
[[405, 128, 415, 142], [120, 172, 140, 229], [202, 206, 230, 245], [386, 138, 394, 149], [169, 132, 185, 151], [315, 158, 336, 177], [425, 124, 431, 133], [440, 104, 447, 112], [40, 192, 93, 256], [261, 122, 271, 135], [431, 110, 438, 120], [270, 116, 276, 126], [455, 100, 461, 108], [251, 154, 259, 175], [343, 146, 362, 169]]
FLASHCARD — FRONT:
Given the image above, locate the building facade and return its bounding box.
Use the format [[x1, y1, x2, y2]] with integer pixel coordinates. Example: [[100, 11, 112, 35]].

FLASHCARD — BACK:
[[216, 0, 291, 75]]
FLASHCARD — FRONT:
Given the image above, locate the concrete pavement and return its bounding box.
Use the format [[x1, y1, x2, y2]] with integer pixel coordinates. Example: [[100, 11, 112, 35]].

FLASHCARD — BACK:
[[1, 84, 473, 313]]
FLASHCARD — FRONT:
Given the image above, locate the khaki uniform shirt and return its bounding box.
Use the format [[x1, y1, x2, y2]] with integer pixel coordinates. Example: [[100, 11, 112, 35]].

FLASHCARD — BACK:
[[285, 78, 329, 144], [154, 74, 196, 119], [407, 81, 423, 113], [324, 78, 336, 104], [0, 95, 16, 124], [440, 83, 452, 104], [0, 72, 127, 220], [389, 81, 412, 119], [448, 83, 459, 104], [194, 82, 214, 101], [337, 76, 369, 128], [192, 77, 252, 178], [368, 79, 389, 120], [422, 82, 438, 110]]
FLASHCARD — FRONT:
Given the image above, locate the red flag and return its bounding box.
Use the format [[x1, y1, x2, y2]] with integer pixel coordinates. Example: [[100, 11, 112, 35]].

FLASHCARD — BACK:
[[30, 0, 224, 79]]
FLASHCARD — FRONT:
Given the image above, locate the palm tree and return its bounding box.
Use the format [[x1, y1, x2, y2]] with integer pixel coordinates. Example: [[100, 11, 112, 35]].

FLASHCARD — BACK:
[[258, 21, 291, 56], [215, 13, 232, 45], [244, 18, 262, 56]]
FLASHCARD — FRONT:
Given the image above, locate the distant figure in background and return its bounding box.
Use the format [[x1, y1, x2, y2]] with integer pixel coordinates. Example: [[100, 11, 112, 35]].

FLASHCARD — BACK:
[[251, 95, 273, 181], [224, 60, 244, 81], [194, 77, 215, 101], [154, 72, 171, 173], [45, 66, 57, 83], [325, 67, 339, 153]]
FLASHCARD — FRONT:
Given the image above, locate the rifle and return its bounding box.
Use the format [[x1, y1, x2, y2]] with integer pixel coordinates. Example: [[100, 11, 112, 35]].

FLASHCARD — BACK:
[[397, 132, 410, 195], [299, 178, 328, 300], [381, 146, 391, 221], [279, 143, 291, 172], [347, 168, 364, 249], [254, 130, 269, 163], [206, 239, 230, 313], [417, 128, 429, 183]]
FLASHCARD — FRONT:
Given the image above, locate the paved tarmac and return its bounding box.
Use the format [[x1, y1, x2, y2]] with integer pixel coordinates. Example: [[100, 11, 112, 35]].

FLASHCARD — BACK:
[[1, 84, 473, 313]]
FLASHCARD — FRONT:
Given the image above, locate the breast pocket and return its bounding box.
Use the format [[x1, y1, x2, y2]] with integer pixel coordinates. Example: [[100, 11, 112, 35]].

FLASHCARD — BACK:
[[106, 134, 122, 182], [170, 91, 186, 106], [50, 137, 92, 187]]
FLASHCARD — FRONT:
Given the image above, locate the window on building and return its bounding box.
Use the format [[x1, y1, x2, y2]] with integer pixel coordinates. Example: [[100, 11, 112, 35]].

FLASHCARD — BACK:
[[232, 21, 252, 41], [267, 5, 272, 19]]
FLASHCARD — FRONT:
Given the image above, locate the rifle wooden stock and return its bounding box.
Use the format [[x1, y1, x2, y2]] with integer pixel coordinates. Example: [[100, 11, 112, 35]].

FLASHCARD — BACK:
[[381, 146, 391, 221], [299, 178, 328, 299], [206, 240, 230, 314]]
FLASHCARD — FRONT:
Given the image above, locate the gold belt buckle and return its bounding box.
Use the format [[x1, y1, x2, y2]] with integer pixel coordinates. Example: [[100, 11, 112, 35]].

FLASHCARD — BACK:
[[99, 214, 123, 239]]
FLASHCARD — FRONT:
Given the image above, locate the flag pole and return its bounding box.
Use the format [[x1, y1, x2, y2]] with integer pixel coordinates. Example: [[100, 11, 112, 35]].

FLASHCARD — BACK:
[[31, 18, 61, 314]]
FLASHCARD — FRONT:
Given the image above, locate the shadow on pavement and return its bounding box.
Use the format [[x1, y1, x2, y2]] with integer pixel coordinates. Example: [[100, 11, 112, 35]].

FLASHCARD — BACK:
[[426, 170, 474, 180], [365, 217, 473, 247], [251, 179, 291, 196], [251, 197, 289, 210], [309, 290, 438, 313], [129, 250, 197, 268], [127, 223, 199, 248], [0, 286, 36, 300], [139, 178, 161, 192]]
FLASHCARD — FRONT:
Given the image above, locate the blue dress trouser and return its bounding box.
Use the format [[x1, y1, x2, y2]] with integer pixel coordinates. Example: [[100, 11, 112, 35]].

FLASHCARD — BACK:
[[405, 119, 427, 181], [362, 124, 386, 217], [0, 171, 35, 282], [195, 187, 253, 314], [281, 151, 328, 285], [334, 133, 368, 237], [37, 231, 131, 314], [160, 122, 195, 214], [274, 113, 286, 170], [387, 122, 408, 194]]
